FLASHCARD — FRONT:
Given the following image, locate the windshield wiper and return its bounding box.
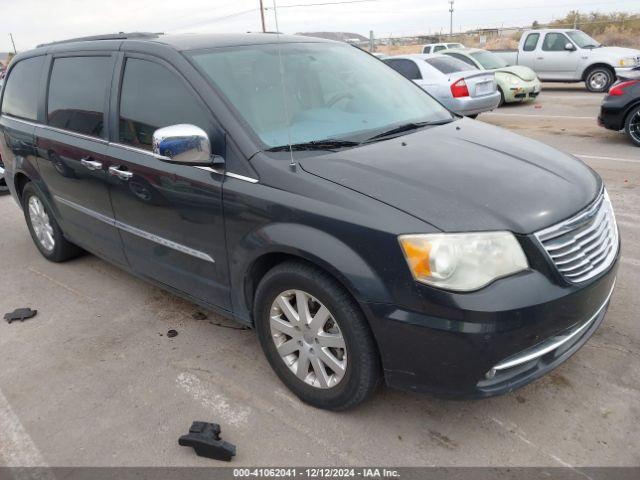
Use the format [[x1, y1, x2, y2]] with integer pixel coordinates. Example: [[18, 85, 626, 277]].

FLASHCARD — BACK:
[[266, 139, 360, 152], [364, 120, 452, 143]]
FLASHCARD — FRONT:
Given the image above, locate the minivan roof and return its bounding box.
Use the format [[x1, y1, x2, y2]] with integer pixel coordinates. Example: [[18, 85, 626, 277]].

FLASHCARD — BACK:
[[35, 32, 336, 52]]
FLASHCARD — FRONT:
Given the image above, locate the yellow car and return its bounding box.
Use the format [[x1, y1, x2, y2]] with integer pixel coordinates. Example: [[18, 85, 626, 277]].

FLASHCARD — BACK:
[[442, 48, 542, 105]]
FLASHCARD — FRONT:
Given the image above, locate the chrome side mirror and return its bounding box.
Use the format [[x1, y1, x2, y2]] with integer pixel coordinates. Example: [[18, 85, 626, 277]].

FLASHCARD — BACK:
[[564, 42, 576, 51], [152, 124, 212, 165]]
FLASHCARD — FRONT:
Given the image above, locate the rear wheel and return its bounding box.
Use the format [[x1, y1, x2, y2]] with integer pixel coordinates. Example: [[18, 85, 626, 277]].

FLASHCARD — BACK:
[[585, 67, 614, 93], [22, 183, 82, 262], [254, 261, 381, 410], [625, 105, 640, 147]]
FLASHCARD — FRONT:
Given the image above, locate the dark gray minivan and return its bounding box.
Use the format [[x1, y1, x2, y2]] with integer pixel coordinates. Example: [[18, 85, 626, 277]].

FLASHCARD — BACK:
[[0, 33, 619, 410]]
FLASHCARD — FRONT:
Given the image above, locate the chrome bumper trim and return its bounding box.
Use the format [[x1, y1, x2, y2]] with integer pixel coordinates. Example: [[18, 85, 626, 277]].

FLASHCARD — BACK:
[[487, 279, 616, 376]]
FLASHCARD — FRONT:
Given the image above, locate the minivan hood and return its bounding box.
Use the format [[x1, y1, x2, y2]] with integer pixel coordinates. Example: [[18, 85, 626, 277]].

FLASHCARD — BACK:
[[299, 119, 600, 234], [497, 65, 537, 81]]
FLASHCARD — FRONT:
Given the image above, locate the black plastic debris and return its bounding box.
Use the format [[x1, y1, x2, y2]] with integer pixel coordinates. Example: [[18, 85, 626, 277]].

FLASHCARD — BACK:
[[4, 308, 38, 324], [179, 421, 236, 461], [167, 329, 178, 338]]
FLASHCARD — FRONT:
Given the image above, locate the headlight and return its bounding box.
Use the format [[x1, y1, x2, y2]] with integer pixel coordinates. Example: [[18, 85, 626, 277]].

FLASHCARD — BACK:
[[505, 74, 521, 86], [398, 232, 529, 291], [619, 57, 637, 67]]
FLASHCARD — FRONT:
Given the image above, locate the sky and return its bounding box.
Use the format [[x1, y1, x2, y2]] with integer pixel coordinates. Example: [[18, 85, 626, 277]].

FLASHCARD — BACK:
[[1, 0, 639, 52]]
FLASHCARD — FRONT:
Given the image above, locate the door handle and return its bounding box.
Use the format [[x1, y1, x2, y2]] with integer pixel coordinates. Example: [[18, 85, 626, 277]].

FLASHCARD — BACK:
[[80, 157, 103, 171], [537, 57, 544, 60], [108, 165, 133, 181]]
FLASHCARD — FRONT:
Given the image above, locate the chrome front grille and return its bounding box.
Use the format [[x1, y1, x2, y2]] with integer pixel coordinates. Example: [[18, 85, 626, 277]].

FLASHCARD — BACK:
[[535, 189, 618, 283]]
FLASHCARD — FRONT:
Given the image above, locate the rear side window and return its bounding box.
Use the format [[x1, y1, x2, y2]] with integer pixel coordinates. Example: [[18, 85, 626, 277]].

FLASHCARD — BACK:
[[425, 56, 477, 74], [542, 33, 571, 52], [118, 58, 212, 150], [523, 33, 540, 52], [385, 59, 422, 80], [47, 56, 112, 137], [1, 56, 44, 121]]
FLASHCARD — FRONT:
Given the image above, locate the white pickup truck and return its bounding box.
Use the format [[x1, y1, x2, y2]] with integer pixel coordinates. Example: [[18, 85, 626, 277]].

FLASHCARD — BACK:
[[492, 29, 640, 92]]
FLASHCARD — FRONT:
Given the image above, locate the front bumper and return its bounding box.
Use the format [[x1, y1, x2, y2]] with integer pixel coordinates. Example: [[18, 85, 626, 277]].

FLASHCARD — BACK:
[[615, 66, 640, 77], [504, 79, 541, 103], [363, 251, 618, 398]]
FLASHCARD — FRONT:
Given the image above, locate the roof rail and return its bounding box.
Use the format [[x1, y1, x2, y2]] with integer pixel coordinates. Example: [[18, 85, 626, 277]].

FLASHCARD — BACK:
[[37, 32, 163, 48]]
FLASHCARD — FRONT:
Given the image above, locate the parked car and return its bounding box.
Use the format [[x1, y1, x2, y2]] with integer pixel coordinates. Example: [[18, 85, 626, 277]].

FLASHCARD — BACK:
[[599, 67, 640, 146], [421, 42, 465, 54], [0, 33, 619, 410], [492, 29, 640, 93], [384, 54, 500, 117], [0, 152, 6, 194], [442, 48, 541, 105]]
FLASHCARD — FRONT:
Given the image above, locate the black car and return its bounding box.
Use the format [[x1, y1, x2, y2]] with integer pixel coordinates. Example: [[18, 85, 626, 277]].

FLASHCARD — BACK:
[[0, 33, 619, 410], [599, 67, 640, 146]]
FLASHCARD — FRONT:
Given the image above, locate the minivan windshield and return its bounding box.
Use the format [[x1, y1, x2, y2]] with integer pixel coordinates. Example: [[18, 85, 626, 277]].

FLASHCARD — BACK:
[[190, 42, 453, 149], [566, 30, 601, 48]]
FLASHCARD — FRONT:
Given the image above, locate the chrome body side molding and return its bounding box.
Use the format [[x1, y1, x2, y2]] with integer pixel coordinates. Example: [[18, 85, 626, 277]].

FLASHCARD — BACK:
[[54, 195, 215, 263]]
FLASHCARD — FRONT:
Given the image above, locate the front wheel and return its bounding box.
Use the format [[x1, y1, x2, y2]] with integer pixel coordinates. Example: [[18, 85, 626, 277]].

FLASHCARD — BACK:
[[585, 67, 614, 93], [254, 261, 381, 410], [625, 105, 640, 147], [497, 87, 506, 107]]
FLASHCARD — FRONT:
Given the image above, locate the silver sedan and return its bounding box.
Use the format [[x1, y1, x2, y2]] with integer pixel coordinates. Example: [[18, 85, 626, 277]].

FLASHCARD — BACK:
[[384, 54, 500, 118]]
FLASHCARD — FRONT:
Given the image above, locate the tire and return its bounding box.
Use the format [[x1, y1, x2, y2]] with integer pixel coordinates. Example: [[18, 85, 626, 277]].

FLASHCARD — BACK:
[[22, 182, 83, 262], [624, 105, 640, 147], [498, 87, 506, 107], [0, 158, 7, 195], [254, 261, 381, 410], [585, 67, 614, 93]]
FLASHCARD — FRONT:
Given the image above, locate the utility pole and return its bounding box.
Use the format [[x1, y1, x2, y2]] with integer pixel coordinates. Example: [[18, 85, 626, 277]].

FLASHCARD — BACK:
[[259, 0, 266, 32], [448, 0, 454, 37], [9, 33, 16, 54], [272, 0, 280, 33]]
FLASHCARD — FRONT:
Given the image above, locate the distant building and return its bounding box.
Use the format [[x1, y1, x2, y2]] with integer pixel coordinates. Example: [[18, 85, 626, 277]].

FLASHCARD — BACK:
[[474, 28, 500, 38]]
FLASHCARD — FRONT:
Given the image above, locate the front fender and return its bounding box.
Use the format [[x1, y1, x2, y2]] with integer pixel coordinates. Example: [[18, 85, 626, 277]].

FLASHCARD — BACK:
[[229, 222, 394, 324]]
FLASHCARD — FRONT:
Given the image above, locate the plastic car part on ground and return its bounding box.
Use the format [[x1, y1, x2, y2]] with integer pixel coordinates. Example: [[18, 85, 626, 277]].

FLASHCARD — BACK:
[[179, 421, 236, 461], [4, 308, 38, 324]]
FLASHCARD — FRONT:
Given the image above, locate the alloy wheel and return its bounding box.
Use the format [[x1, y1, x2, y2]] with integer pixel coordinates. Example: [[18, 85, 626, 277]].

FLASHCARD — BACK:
[[589, 71, 609, 91], [28, 196, 55, 252], [629, 110, 640, 144], [269, 289, 347, 389]]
